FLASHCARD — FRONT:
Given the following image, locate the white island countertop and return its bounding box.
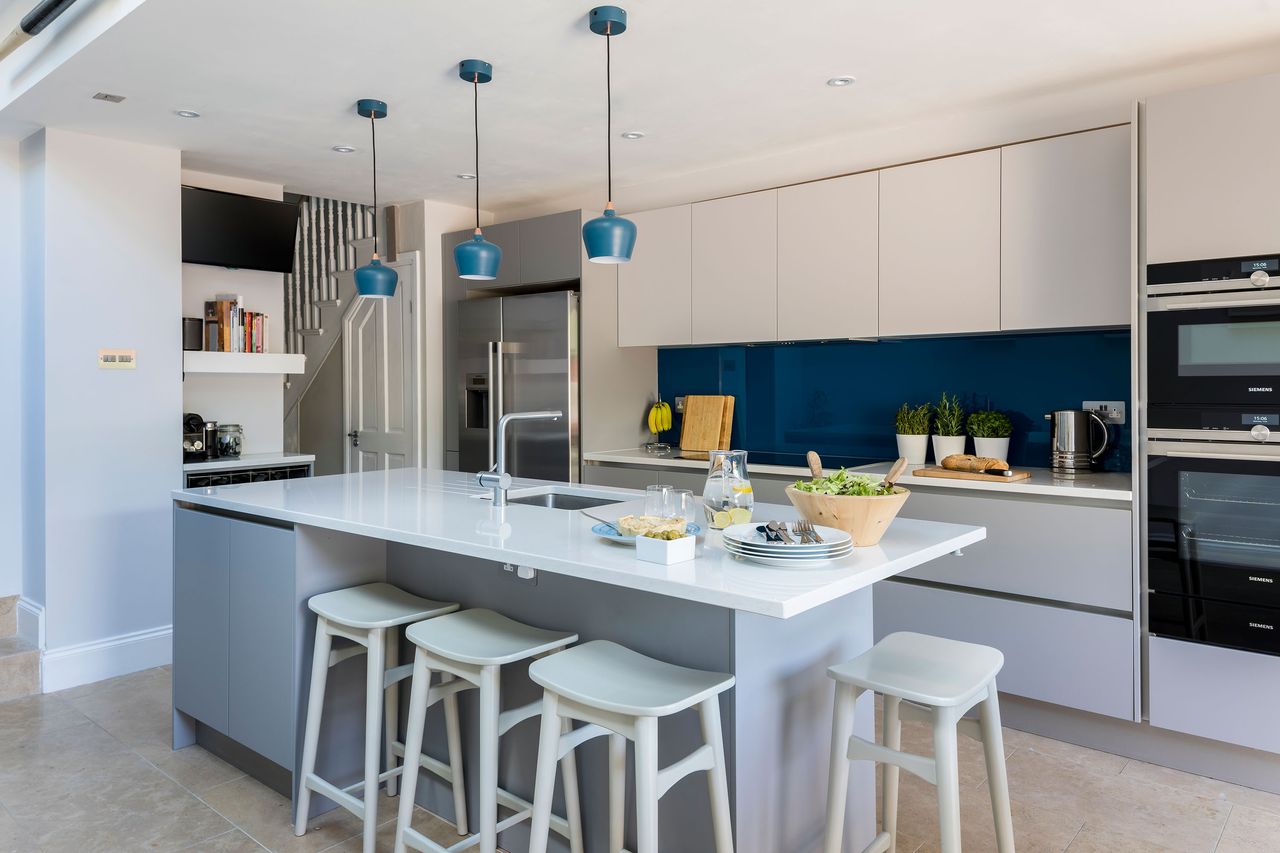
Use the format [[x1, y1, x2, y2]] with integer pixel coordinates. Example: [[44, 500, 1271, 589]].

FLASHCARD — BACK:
[[173, 468, 985, 619]]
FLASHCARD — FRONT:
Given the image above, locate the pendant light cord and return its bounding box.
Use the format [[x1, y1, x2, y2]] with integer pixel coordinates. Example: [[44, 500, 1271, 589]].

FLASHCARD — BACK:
[[606, 29, 613, 205], [473, 76, 481, 231], [369, 113, 379, 254]]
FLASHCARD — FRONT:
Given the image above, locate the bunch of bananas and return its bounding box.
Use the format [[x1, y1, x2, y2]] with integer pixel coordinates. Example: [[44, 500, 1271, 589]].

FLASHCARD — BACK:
[[647, 399, 673, 435]]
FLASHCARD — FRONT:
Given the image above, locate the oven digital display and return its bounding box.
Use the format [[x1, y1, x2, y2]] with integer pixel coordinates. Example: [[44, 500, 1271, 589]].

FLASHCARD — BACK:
[[1242, 259, 1279, 273], [1243, 414, 1279, 426]]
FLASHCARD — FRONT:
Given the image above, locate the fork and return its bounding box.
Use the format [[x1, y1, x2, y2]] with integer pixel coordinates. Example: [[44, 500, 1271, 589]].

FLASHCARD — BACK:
[[795, 520, 824, 543], [790, 521, 812, 544]]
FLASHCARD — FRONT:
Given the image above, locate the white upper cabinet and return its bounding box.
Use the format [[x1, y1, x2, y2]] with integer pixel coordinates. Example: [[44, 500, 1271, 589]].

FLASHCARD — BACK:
[[691, 190, 778, 344], [777, 172, 878, 341], [1000, 126, 1132, 330], [616, 205, 692, 347], [1146, 73, 1280, 263], [878, 150, 1001, 337]]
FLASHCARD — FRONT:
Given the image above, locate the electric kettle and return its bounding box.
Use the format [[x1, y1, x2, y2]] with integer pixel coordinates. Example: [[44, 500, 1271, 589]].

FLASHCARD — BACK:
[[1044, 409, 1110, 474]]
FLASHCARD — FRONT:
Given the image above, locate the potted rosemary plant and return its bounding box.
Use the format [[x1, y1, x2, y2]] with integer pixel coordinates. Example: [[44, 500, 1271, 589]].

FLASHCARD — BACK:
[[931, 392, 967, 463], [967, 409, 1013, 462], [894, 402, 931, 465]]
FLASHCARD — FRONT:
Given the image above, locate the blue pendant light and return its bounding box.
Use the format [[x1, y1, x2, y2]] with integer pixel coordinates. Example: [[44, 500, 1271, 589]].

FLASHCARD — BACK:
[[583, 6, 637, 264], [454, 59, 503, 281], [354, 98, 398, 298]]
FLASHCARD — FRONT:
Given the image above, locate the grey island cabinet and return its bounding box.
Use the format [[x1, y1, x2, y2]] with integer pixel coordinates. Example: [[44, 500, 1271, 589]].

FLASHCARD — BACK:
[[172, 468, 984, 853]]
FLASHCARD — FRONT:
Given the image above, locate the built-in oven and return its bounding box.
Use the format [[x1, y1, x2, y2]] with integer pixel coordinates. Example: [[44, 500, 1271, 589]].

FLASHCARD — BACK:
[[1147, 441, 1280, 655]]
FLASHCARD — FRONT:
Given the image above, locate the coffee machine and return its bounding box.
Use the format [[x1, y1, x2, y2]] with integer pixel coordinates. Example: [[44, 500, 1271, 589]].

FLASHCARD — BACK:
[[183, 412, 217, 462], [1045, 409, 1110, 474]]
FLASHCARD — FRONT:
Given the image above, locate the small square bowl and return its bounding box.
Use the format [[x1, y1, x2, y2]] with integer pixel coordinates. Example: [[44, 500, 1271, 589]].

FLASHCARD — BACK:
[[635, 534, 696, 565]]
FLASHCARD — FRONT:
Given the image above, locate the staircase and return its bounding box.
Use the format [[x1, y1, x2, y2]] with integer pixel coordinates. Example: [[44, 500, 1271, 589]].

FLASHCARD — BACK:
[[0, 596, 39, 701]]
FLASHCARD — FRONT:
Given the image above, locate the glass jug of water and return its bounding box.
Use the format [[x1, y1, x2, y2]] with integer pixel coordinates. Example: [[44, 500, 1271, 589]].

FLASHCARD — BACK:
[[702, 449, 754, 529]]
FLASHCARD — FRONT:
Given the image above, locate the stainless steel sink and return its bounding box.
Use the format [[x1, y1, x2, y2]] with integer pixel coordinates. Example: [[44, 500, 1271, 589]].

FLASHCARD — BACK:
[[507, 492, 623, 510]]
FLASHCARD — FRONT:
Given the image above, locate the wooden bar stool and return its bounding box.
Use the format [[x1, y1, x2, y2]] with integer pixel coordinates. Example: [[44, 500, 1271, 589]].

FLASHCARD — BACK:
[[393, 608, 582, 853], [822, 631, 1014, 853], [294, 583, 462, 853], [525, 640, 736, 853]]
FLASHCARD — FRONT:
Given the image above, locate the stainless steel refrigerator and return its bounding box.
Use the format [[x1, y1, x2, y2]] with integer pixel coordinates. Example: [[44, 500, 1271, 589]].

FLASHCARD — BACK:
[[456, 290, 580, 481]]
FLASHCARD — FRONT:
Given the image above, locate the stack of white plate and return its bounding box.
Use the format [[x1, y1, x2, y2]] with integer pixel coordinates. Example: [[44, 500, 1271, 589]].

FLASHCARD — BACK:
[[720, 522, 854, 568]]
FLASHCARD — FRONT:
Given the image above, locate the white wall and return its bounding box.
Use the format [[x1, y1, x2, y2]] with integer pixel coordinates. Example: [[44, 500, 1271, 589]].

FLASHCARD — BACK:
[[0, 138, 22, 598], [180, 170, 286, 455], [25, 129, 181, 688], [19, 131, 45, 608]]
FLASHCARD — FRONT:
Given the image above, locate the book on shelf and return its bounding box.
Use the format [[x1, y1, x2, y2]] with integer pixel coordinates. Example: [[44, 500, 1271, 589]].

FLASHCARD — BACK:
[[201, 294, 268, 353]]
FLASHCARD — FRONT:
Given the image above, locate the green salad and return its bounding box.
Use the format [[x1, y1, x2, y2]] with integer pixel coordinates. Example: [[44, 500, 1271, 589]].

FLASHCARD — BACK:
[[793, 468, 895, 497]]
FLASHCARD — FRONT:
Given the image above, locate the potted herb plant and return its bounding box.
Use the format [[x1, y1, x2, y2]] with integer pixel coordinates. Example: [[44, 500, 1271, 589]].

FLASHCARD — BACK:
[[932, 392, 966, 463], [968, 409, 1013, 462], [894, 402, 931, 465]]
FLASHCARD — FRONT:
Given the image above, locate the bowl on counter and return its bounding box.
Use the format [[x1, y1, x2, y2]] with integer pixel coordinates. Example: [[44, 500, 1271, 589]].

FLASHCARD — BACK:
[[784, 485, 910, 547]]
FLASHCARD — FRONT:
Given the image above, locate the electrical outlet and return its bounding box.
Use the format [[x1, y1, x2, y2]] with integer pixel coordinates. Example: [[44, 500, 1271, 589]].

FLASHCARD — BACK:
[[674, 396, 686, 413], [1084, 401, 1126, 424]]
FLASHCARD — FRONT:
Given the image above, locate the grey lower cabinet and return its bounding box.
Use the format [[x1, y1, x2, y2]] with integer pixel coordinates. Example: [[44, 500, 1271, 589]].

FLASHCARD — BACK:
[[174, 506, 297, 769]]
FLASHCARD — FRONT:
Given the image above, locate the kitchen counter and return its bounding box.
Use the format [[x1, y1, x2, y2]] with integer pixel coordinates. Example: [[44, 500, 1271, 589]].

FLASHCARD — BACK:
[[182, 451, 315, 473], [584, 448, 1133, 502]]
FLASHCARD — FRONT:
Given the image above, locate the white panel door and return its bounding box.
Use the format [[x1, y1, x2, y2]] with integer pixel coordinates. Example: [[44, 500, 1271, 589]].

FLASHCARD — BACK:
[[1000, 126, 1132, 330], [343, 255, 420, 472], [691, 190, 778, 344], [617, 204, 692, 347], [777, 172, 878, 340], [878, 150, 1001, 336]]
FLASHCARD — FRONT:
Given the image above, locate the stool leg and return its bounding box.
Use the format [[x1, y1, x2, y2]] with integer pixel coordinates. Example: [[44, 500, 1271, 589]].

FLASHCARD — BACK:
[[393, 649, 432, 853], [932, 707, 963, 853], [294, 617, 333, 836], [442, 673, 469, 836], [608, 733, 627, 853], [477, 664, 501, 853], [559, 717, 585, 853], [979, 680, 1015, 853], [384, 628, 400, 798], [699, 696, 734, 853], [361, 627, 386, 853], [822, 682, 858, 853], [528, 692, 563, 853], [883, 695, 902, 853], [634, 715, 660, 853]]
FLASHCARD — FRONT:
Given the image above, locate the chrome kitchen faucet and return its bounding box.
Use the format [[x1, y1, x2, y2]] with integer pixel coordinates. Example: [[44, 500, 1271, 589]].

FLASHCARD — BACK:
[[477, 410, 563, 507]]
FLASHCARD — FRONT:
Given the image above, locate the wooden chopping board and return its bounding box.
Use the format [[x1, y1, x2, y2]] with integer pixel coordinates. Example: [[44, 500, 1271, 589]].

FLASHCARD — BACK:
[[913, 466, 1031, 483], [680, 395, 734, 452]]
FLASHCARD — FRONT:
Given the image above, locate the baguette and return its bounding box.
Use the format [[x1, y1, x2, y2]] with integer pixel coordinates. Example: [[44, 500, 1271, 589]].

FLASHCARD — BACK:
[[941, 454, 1009, 472]]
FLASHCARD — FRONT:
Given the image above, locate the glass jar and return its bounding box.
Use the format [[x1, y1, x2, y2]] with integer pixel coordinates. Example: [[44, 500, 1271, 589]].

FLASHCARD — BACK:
[[216, 424, 243, 459], [702, 449, 753, 529]]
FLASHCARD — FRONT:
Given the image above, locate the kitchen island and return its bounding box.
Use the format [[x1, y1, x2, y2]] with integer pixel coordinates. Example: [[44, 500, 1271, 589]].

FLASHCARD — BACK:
[[171, 468, 984, 853]]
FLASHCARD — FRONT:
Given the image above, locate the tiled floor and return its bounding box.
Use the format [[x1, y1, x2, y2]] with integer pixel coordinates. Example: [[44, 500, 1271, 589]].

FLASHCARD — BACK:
[[0, 668, 1277, 852]]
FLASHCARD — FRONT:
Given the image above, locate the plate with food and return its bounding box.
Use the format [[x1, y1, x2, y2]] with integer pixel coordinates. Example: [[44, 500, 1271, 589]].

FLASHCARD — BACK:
[[592, 514, 702, 545]]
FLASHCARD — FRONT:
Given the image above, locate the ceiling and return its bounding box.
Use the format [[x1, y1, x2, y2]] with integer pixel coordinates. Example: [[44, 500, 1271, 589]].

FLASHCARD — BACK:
[[3, 0, 1280, 214]]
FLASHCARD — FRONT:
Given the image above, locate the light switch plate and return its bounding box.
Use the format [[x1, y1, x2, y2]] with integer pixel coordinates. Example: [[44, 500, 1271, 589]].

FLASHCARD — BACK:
[[674, 396, 686, 413], [1084, 400, 1125, 424], [98, 349, 136, 369]]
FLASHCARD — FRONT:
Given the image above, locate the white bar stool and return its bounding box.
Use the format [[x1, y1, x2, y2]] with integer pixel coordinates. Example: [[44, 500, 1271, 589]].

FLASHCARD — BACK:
[[393, 608, 582, 853], [822, 631, 1014, 853], [294, 583, 463, 853], [525, 640, 736, 853]]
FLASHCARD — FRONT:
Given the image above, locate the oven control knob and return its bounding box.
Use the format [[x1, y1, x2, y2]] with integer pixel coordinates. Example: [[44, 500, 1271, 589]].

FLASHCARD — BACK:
[[1250, 269, 1270, 288], [1253, 424, 1272, 442]]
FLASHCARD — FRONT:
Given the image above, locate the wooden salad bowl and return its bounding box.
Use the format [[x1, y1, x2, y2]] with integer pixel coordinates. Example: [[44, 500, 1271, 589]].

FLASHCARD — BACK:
[[785, 485, 911, 547]]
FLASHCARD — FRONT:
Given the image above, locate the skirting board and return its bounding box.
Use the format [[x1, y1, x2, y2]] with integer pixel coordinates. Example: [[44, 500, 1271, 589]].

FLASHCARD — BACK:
[[17, 597, 43, 649], [41, 623, 172, 693]]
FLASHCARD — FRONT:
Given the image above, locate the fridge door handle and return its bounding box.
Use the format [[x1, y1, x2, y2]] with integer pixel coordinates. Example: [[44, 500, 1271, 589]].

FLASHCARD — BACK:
[[488, 340, 505, 470]]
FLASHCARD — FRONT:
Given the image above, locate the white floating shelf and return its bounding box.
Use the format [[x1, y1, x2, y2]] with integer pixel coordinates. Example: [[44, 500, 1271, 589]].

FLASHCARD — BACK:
[[183, 351, 307, 375]]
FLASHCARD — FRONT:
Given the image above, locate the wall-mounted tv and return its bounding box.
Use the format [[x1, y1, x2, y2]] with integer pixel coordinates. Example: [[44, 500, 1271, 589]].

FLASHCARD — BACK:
[[181, 186, 300, 274]]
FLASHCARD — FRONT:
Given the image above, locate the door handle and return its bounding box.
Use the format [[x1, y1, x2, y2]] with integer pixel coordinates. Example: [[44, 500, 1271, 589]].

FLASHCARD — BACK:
[[347, 430, 360, 448]]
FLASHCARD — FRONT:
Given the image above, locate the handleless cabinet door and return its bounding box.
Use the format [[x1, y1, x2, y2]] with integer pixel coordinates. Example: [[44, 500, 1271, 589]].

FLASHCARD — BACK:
[[777, 172, 878, 341], [617, 204, 692, 347], [691, 190, 778, 344], [1146, 73, 1280, 263], [520, 210, 582, 285], [173, 508, 230, 734], [879, 150, 1001, 336], [1001, 126, 1131, 330]]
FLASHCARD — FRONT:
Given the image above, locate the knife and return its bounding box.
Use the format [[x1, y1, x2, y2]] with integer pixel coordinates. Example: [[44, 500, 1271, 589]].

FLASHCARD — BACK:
[[981, 468, 1014, 477]]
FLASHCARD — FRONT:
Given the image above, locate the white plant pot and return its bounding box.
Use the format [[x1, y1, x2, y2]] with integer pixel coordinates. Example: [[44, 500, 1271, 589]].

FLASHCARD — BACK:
[[973, 436, 1011, 462], [931, 435, 967, 464], [895, 433, 929, 465]]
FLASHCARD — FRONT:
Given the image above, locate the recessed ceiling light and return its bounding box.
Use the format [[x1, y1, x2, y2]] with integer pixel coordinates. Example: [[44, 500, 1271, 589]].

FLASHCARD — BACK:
[[332, 145, 357, 153], [92, 92, 126, 103], [456, 173, 477, 181], [620, 130, 646, 140], [826, 76, 856, 88], [174, 109, 201, 118]]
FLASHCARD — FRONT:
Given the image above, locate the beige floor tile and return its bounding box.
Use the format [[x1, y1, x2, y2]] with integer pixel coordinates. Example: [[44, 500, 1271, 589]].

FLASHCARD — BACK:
[[201, 776, 371, 853], [61, 667, 174, 752], [882, 715, 1014, 790], [136, 743, 246, 795], [324, 805, 462, 852], [1215, 805, 1280, 853], [0, 805, 41, 853], [0, 694, 89, 743], [178, 829, 268, 852], [0, 643, 39, 703], [0, 720, 133, 792], [1065, 825, 1186, 852], [1001, 727, 1129, 776], [1004, 749, 1228, 853], [1120, 761, 1280, 818], [54, 666, 168, 702]]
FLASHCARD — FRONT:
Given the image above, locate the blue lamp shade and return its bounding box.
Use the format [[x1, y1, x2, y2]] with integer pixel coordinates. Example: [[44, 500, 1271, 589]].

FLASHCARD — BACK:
[[582, 207, 637, 264], [354, 257, 398, 298], [454, 232, 503, 280]]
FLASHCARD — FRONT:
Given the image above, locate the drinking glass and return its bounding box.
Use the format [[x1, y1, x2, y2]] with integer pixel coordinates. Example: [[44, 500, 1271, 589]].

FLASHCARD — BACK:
[[645, 484, 674, 517], [671, 489, 698, 529]]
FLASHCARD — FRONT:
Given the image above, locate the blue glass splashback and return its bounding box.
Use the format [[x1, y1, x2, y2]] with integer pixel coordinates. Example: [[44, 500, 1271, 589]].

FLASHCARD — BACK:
[[657, 330, 1132, 471]]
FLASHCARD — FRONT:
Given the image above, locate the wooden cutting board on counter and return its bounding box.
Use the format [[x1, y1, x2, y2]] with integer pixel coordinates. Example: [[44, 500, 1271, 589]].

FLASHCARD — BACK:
[[679, 395, 735, 452], [913, 466, 1031, 483]]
